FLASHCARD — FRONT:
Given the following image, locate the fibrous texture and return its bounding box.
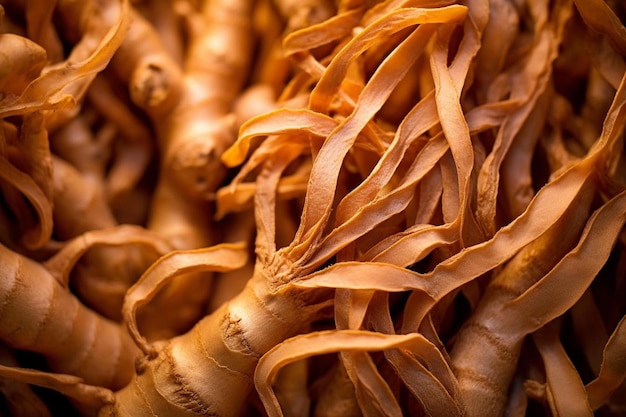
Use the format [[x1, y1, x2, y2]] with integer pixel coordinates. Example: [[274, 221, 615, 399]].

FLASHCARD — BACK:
[[0, 0, 625, 416]]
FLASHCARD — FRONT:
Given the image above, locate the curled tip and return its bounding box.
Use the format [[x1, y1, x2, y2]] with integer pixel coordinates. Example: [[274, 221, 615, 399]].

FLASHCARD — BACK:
[[134, 350, 157, 375], [124, 307, 152, 359], [123, 242, 249, 357]]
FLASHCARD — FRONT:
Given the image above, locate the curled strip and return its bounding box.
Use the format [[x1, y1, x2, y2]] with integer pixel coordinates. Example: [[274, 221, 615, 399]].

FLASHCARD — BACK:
[[123, 243, 248, 357]]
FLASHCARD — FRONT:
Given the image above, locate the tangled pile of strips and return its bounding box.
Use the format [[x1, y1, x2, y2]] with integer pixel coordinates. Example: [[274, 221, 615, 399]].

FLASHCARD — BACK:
[[0, 0, 625, 416]]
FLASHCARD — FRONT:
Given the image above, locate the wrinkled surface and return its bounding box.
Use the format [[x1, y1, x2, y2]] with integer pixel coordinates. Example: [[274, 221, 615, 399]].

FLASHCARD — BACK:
[[0, 0, 625, 416]]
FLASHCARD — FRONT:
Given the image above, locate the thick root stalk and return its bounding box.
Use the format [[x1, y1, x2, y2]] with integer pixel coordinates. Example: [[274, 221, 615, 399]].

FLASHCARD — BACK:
[[450, 178, 596, 416], [105, 270, 308, 416], [0, 243, 139, 390]]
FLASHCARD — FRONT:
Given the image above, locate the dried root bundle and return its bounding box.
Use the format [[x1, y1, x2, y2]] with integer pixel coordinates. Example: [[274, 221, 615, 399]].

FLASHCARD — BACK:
[[0, 0, 625, 416]]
